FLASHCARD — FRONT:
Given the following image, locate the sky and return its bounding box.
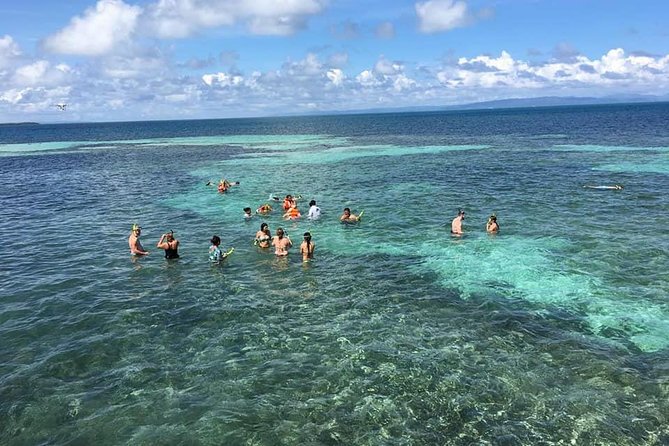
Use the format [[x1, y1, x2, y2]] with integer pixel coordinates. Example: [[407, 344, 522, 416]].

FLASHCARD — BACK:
[[1, 0, 668, 122]]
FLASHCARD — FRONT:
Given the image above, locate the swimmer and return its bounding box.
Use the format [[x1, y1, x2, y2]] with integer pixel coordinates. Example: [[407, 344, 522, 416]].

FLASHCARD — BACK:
[[583, 184, 623, 190], [217, 180, 228, 193], [300, 232, 315, 262], [256, 203, 273, 215], [486, 214, 499, 233], [271, 227, 292, 256], [157, 230, 180, 259], [283, 204, 301, 220], [269, 194, 281, 202], [340, 207, 360, 223], [243, 207, 253, 220], [128, 224, 149, 256], [307, 200, 321, 220], [451, 209, 465, 235], [282, 195, 295, 211], [254, 222, 272, 248], [208, 235, 226, 263]]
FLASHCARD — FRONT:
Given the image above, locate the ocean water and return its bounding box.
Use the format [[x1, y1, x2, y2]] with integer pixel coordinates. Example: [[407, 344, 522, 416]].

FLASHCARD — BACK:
[[1, 103, 668, 445]]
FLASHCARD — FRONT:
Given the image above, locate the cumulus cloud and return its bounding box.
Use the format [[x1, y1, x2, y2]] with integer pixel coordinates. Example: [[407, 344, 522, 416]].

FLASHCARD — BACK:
[[375, 21, 395, 39], [43, 0, 142, 56], [436, 48, 669, 91], [146, 0, 325, 38], [0, 35, 22, 69], [326, 68, 344, 86], [416, 0, 469, 33]]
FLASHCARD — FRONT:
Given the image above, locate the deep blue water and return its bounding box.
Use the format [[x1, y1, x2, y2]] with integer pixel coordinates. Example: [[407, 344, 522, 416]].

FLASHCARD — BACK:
[[1, 103, 668, 445]]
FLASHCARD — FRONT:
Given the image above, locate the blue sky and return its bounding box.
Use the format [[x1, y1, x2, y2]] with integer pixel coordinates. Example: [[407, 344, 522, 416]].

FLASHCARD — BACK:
[[1, 0, 668, 122]]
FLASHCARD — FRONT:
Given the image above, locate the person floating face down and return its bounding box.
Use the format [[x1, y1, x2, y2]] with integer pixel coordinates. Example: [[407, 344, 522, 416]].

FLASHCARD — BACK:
[[157, 230, 179, 259], [300, 232, 315, 262], [129, 224, 149, 256], [451, 209, 465, 235]]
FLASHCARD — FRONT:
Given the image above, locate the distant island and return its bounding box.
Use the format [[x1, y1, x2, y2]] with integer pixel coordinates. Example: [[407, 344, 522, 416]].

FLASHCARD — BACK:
[[0, 122, 40, 127]]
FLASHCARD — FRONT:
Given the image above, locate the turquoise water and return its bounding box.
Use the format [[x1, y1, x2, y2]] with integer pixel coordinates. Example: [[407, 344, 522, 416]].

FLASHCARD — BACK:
[[1, 104, 668, 444]]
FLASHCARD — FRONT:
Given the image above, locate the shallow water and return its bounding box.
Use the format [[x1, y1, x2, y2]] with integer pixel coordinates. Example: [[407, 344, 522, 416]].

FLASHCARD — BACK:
[[1, 104, 668, 445]]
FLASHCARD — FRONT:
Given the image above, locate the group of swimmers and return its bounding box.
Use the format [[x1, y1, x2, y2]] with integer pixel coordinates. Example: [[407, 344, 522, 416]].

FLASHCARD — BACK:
[[128, 195, 363, 263], [450, 210, 499, 235]]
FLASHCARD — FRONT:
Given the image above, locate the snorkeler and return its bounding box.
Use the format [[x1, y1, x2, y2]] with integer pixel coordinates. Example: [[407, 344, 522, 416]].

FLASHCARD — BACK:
[[283, 204, 301, 220], [486, 214, 499, 233], [271, 227, 292, 256], [340, 207, 361, 223], [583, 184, 623, 190], [128, 224, 149, 256], [254, 223, 271, 248], [282, 195, 294, 211], [256, 203, 272, 214], [300, 232, 315, 262], [451, 209, 465, 235], [156, 230, 180, 259]]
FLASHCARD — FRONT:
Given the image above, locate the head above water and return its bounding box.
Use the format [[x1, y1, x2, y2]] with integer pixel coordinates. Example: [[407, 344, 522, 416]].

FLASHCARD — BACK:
[[260, 222, 269, 231], [309, 200, 316, 207], [210, 235, 221, 246], [244, 207, 252, 213], [131, 223, 141, 233], [303, 232, 311, 240], [276, 227, 285, 237]]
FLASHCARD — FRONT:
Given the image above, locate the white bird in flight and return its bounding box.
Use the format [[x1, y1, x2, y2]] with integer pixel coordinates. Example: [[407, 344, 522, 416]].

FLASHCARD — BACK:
[[55, 103, 67, 111]]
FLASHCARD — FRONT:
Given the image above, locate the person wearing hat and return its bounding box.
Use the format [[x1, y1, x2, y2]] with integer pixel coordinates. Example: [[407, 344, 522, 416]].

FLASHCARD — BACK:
[[157, 230, 180, 259], [129, 224, 149, 256]]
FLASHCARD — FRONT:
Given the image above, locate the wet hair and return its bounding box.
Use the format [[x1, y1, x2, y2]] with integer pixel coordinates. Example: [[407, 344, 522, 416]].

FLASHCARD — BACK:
[[309, 200, 316, 207], [244, 207, 251, 213], [210, 235, 221, 246], [303, 232, 311, 254], [277, 227, 284, 238], [260, 222, 268, 231], [343, 207, 351, 213], [458, 209, 465, 216]]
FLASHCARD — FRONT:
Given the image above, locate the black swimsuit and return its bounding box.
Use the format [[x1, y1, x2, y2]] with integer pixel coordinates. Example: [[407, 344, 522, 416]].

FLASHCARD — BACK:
[[164, 242, 179, 259]]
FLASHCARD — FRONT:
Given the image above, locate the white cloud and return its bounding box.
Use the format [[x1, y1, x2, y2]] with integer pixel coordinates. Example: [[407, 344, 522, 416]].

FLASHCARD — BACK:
[[202, 72, 244, 87], [146, 0, 325, 38], [326, 68, 344, 86], [416, 0, 469, 33], [437, 48, 669, 90], [0, 35, 22, 69], [43, 0, 142, 56]]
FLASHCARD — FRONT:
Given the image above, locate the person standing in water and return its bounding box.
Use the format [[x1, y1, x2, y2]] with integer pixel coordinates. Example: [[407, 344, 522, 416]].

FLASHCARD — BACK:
[[209, 235, 222, 263], [486, 214, 499, 233], [451, 210, 465, 235], [340, 207, 360, 222], [128, 224, 149, 256], [254, 223, 272, 248], [271, 227, 292, 256], [157, 230, 180, 259], [307, 200, 321, 220], [300, 232, 315, 262]]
